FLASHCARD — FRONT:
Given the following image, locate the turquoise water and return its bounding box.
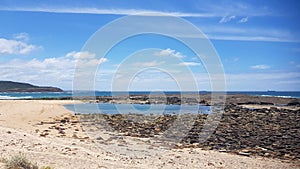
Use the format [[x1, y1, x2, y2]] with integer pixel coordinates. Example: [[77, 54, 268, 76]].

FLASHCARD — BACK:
[[64, 103, 211, 114]]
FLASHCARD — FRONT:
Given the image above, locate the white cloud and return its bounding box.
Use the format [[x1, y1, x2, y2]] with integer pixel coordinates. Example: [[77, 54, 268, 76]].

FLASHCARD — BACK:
[[189, 25, 298, 42], [206, 35, 298, 43], [238, 17, 248, 23], [179, 62, 201, 66], [1, 5, 292, 44], [251, 64, 270, 69], [198, 2, 271, 17], [219, 15, 236, 23], [2, 54, 298, 90], [66, 51, 96, 59], [66, 51, 108, 66], [13, 32, 29, 41], [0, 7, 215, 17], [0, 51, 108, 89], [0, 57, 75, 88], [155, 48, 185, 58], [0, 38, 40, 55], [0, 2, 273, 18]]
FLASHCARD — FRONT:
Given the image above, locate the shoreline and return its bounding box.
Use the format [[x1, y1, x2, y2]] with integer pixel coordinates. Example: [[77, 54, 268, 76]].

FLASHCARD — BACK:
[[1, 92, 300, 101], [4, 93, 298, 105], [0, 99, 299, 168]]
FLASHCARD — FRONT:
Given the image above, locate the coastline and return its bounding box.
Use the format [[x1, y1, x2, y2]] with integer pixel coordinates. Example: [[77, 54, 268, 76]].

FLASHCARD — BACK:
[[1, 91, 300, 101], [0, 98, 299, 169]]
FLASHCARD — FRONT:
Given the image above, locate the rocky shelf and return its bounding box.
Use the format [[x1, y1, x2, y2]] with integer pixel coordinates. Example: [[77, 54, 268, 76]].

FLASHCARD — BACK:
[[79, 104, 300, 161]]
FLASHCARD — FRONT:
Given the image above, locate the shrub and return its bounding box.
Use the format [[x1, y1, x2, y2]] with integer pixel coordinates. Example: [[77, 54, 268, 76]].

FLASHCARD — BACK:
[[5, 154, 38, 169], [41, 167, 53, 169]]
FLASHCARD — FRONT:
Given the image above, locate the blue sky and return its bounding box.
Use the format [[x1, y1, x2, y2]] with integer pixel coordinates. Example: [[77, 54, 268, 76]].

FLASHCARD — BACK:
[[0, 0, 299, 91]]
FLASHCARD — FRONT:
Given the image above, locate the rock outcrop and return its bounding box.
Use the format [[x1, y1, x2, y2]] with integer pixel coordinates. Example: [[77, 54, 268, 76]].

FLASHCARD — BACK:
[[80, 104, 300, 161]]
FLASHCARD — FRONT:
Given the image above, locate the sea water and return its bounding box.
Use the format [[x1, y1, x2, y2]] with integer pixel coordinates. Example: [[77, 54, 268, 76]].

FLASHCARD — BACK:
[[64, 103, 211, 115], [0, 91, 300, 99]]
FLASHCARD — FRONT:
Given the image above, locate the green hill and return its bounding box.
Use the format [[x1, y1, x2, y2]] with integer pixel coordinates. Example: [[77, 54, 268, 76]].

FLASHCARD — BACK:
[[0, 81, 63, 92]]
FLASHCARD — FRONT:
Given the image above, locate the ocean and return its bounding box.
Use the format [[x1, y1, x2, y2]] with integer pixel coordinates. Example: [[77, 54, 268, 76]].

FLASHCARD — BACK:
[[0, 91, 299, 100], [1, 91, 298, 115]]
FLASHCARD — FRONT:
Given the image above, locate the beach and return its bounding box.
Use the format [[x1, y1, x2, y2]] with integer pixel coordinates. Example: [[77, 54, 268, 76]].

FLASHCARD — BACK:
[[0, 98, 299, 169], [2, 0, 299, 168]]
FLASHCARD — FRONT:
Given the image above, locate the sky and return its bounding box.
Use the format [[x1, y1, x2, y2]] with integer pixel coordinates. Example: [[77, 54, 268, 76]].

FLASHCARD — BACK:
[[0, 0, 299, 91]]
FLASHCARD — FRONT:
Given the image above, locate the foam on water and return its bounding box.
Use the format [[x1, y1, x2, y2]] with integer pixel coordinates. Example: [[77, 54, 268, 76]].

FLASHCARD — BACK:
[[0, 91, 299, 99], [0, 95, 33, 100], [260, 95, 293, 98]]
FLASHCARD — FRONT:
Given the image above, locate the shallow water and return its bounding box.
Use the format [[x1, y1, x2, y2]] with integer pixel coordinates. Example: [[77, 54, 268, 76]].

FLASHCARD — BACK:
[[64, 103, 211, 114]]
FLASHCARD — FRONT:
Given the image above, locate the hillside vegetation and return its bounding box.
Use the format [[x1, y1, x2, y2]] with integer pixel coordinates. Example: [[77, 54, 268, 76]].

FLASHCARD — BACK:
[[0, 81, 63, 92]]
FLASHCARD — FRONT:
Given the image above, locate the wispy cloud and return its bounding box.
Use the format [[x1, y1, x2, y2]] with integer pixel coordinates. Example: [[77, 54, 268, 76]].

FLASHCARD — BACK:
[[13, 32, 29, 41], [66, 51, 96, 59], [1, 4, 287, 44], [0, 37, 41, 55], [154, 48, 185, 58], [238, 17, 248, 23], [0, 1, 274, 18], [251, 64, 270, 69], [198, 26, 298, 42], [207, 35, 298, 42], [219, 15, 236, 23], [66, 51, 108, 66], [0, 7, 216, 17], [175, 24, 298, 42], [198, 2, 271, 17], [179, 62, 201, 66]]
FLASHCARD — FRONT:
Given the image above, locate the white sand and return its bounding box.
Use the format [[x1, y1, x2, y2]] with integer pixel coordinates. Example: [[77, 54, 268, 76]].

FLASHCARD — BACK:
[[0, 100, 298, 169]]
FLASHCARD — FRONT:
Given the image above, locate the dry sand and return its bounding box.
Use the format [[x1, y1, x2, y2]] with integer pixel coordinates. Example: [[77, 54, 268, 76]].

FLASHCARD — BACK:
[[0, 100, 298, 169], [0, 100, 77, 130]]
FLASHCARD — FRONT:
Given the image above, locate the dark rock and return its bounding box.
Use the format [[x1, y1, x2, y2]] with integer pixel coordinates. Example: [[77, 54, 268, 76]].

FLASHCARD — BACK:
[[259, 102, 274, 105], [287, 101, 300, 106], [167, 97, 181, 104], [237, 101, 259, 105], [199, 100, 206, 104], [80, 103, 300, 161]]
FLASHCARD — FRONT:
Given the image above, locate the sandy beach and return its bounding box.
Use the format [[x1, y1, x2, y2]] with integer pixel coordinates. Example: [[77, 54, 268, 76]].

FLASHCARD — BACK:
[[2, 0, 299, 168], [0, 100, 299, 169]]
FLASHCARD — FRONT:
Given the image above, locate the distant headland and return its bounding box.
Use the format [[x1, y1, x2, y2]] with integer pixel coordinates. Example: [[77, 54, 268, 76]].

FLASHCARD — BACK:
[[0, 81, 63, 92]]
